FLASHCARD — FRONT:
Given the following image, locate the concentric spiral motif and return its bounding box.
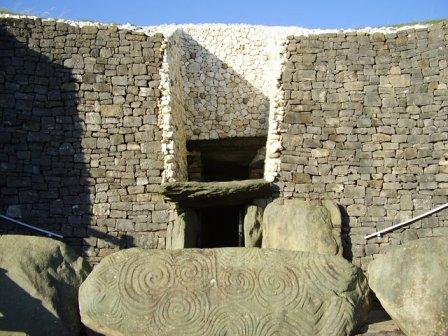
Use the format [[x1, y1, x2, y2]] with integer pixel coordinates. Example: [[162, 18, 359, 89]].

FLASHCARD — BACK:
[[217, 267, 257, 300], [154, 289, 210, 335], [255, 313, 313, 336], [218, 247, 264, 267], [256, 266, 300, 309], [208, 306, 257, 336], [174, 250, 216, 289], [118, 252, 175, 313], [79, 248, 368, 336], [300, 254, 350, 298]]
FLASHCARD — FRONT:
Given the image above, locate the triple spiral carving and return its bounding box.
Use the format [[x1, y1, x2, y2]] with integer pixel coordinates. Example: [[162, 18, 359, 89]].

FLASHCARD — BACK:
[[80, 248, 367, 336]]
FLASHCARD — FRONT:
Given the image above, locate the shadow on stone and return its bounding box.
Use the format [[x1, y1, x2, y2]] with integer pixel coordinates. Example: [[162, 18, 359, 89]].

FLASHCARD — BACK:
[[0, 268, 62, 335], [339, 204, 353, 261], [0, 22, 131, 258]]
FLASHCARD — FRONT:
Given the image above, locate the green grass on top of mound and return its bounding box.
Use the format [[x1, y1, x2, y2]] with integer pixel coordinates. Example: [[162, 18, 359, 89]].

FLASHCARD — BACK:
[[390, 18, 447, 28]]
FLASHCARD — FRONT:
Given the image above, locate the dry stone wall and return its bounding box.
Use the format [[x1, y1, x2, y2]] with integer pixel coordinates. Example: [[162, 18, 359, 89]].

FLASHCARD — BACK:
[[0, 17, 169, 263], [176, 25, 282, 140], [277, 23, 448, 269], [1, 15, 448, 269]]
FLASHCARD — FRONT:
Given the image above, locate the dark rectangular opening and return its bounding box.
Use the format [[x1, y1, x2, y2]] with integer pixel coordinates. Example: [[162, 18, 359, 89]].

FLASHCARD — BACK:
[[187, 137, 266, 182], [198, 205, 242, 248]]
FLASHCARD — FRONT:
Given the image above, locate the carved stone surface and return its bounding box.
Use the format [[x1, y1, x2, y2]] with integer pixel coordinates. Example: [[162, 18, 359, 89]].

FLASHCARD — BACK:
[[79, 247, 370, 336], [243, 205, 263, 247], [0, 235, 90, 336], [262, 199, 342, 255], [159, 179, 273, 208], [368, 237, 448, 336]]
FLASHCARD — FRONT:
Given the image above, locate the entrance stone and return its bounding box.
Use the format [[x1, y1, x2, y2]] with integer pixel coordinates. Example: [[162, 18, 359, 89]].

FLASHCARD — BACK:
[[79, 247, 370, 336], [262, 198, 342, 255]]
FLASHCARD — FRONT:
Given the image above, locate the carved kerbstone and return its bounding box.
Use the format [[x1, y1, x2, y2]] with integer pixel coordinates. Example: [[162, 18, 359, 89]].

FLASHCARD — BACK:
[[262, 198, 342, 255], [79, 248, 370, 336]]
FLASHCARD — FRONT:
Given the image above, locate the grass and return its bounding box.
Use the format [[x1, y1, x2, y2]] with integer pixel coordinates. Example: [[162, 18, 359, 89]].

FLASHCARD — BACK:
[[390, 18, 447, 28], [0, 8, 17, 14]]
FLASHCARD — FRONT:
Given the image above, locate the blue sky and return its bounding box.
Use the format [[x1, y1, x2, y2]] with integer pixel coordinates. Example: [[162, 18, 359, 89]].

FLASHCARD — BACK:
[[2, 0, 447, 28]]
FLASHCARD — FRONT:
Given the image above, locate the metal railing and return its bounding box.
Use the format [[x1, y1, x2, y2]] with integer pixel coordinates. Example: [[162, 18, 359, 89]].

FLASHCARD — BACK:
[[365, 203, 448, 239], [0, 214, 63, 239]]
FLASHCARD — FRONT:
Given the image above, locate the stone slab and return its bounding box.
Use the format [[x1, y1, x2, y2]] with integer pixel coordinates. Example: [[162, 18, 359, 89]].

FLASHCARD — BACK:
[[262, 198, 342, 255], [79, 247, 370, 336]]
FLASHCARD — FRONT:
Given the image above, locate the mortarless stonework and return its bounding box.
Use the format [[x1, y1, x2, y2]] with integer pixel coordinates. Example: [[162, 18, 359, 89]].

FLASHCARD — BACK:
[[79, 248, 370, 336], [0, 15, 447, 268], [0, 17, 169, 263], [278, 24, 448, 269]]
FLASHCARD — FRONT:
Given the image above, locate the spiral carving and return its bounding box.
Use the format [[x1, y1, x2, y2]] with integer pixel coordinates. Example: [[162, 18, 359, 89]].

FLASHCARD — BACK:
[[154, 289, 209, 334], [79, 248, 369, 336], [208, 306, 257, 336], [118, 252, 175, 313], [255, 313, 313, 336], [256, 266, 300, 309], [218, 267, 257, 300], [174, 250, 216, 289], [218, 247, 264, 266]]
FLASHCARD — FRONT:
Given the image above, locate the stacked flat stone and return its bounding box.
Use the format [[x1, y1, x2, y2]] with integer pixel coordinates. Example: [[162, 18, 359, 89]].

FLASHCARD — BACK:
[[0, 17, 171, 264], [278, 23, 448, 269], [1, 14, 447, 269]]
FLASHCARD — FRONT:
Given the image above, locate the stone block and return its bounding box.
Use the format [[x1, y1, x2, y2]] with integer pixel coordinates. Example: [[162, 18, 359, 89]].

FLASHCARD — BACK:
[[100, 105, 123, 117], [80, 248, 370, 336], [262, 198, 342, 255]]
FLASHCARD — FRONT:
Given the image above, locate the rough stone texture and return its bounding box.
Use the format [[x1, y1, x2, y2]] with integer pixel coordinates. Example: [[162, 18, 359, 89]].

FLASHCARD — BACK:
[[160, 179, 273, 207], [276, 22, 448, 269], [1, 15, 447, 267], [243, 205, 263, 247], [0, 17, 169, 264], [79, 247, 370, 336], [368, 237, 448, 336], [262, 198, 342, 255], [0, 234, 90, 335], [166, 210, 200, 249]]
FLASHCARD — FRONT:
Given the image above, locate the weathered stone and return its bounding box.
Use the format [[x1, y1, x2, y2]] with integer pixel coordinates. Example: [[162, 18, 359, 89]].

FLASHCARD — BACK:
[[100, 105, 123, 117], [80, 248, 370, 336], [262, 198, 342, 255], [407, 93, 432, 106], [166, 210, 200, 249], [160, 179, 273, 208], [243, 205, 263, 247], [0, 235, 90, 335], [368, 237, 448, 336]]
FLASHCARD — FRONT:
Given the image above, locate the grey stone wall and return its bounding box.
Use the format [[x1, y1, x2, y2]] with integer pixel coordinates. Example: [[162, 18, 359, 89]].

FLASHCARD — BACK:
[[0, 17, 168, 263], [1, 15, 448, 269], [278, 23, 448, 269]]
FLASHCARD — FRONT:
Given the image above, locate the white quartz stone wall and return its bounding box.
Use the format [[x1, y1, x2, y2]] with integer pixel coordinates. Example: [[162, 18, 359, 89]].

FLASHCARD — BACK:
[[158, 30, 188, 182]]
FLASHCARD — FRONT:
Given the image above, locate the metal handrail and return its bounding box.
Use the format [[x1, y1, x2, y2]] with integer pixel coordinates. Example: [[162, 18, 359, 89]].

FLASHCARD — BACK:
[[365, 203, 448, 239], [0, 214, 63, 239]]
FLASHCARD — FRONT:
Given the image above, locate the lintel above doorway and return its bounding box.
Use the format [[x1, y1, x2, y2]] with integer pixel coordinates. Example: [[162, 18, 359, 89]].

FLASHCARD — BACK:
[[160, 179, 274, 208]]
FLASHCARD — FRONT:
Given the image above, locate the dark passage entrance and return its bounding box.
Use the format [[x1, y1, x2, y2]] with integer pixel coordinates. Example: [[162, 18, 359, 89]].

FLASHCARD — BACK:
[[198, 205, 242, 248], [187, 137, 266, 182]]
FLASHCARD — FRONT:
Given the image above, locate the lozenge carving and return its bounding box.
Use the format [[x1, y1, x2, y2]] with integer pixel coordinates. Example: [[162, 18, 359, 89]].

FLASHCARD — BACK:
[[79, 248, 369, 336]]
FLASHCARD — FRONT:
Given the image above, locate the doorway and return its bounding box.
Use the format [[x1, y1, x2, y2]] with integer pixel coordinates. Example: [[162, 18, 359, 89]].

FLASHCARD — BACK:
[[186, 137, 266, 182], [198, 205, 243, 248]]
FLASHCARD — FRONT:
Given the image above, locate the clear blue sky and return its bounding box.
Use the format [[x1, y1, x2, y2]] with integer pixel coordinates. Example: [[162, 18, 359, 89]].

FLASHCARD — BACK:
[[2, 0, 447, 29]]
